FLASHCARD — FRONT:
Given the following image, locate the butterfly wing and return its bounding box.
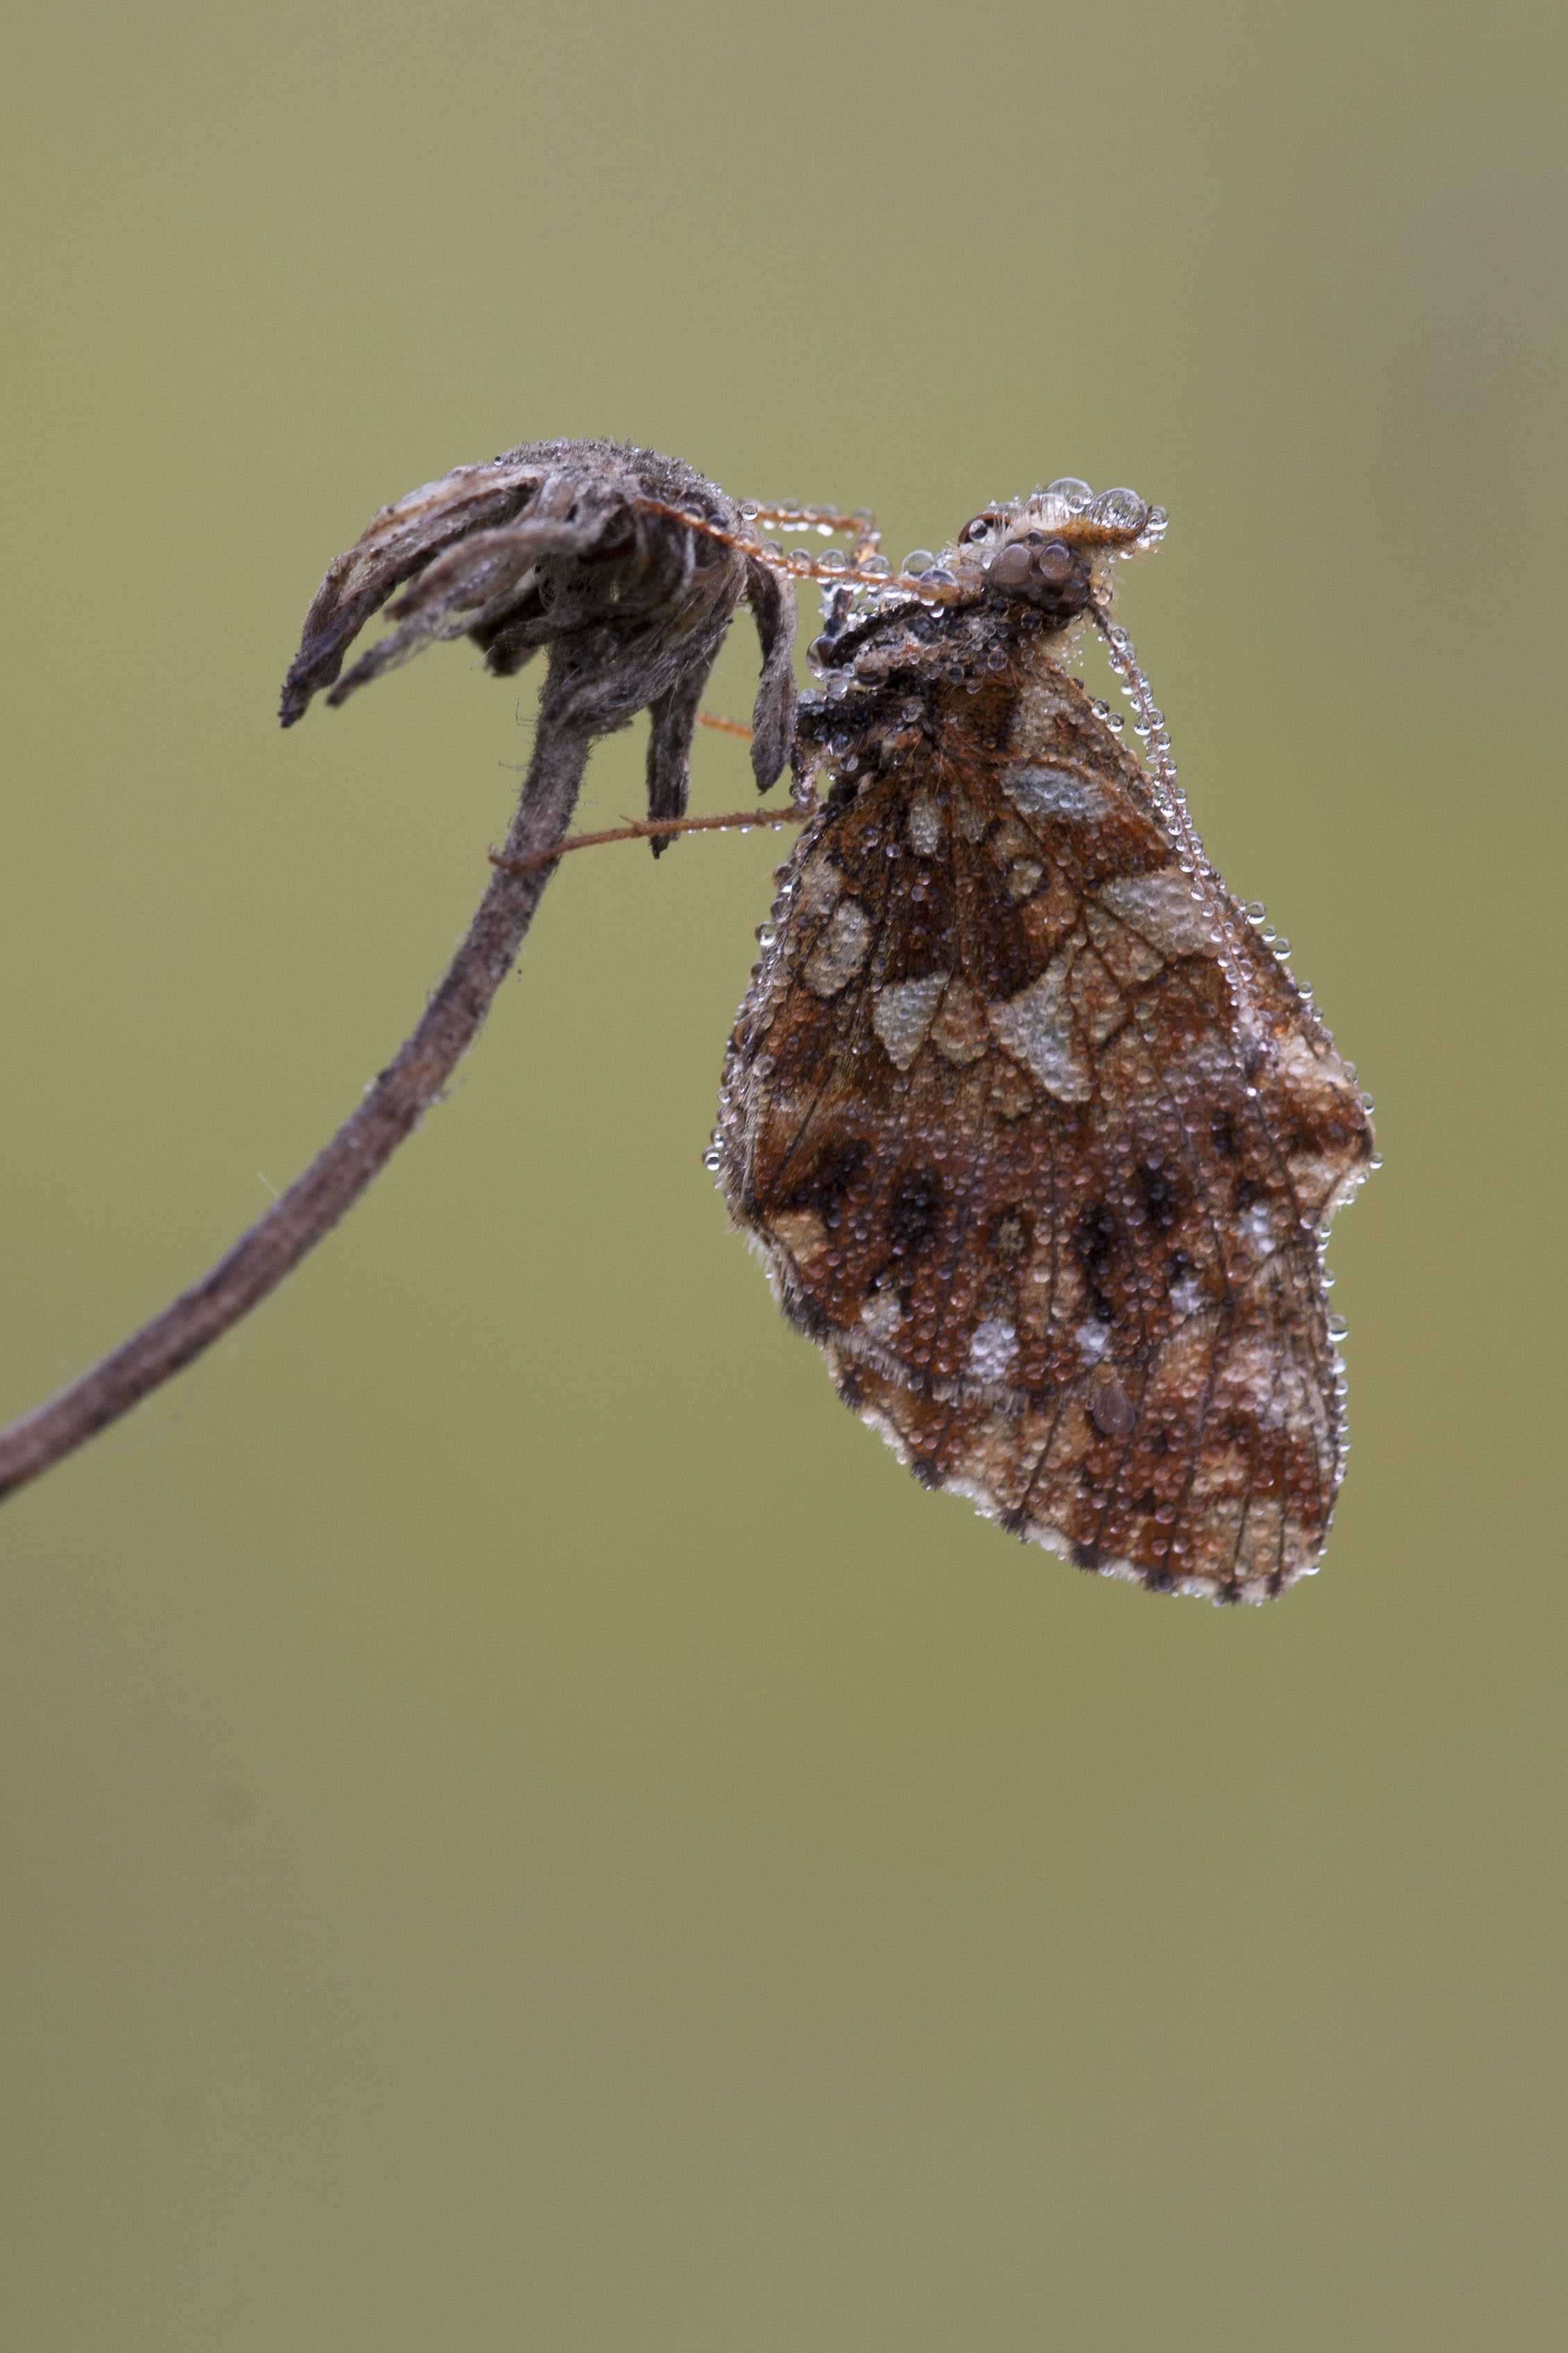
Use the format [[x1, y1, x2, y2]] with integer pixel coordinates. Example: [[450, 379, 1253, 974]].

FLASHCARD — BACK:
[[718, 658, 1373, 1601]]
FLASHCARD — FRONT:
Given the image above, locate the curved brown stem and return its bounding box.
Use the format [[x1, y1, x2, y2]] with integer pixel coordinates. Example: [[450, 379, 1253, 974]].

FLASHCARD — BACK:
[[0, 714, 592, 1506]]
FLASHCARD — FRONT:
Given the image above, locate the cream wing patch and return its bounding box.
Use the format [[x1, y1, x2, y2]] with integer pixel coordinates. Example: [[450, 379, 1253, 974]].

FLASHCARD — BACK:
[[795, 851, 843, 919], [872, 974, 949, 1070], [986, 950, 1092, 1101], [967, 1317, 1018, 1383], [1001, 762, 1110, 824], [1098, 869, 1213, 959], [906, 791, 942, 855], [1085, 901, 1166, 987], [804, 898, 871, 996]]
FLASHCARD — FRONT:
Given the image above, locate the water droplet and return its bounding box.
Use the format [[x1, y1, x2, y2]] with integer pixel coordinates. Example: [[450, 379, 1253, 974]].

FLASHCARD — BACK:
[[1044, 477, 1093, 511], [902, 549, 934, 574], [819, 547, 847, 572], [701, 1147, 722, 1170], [860, 552, 891, 576], [1328, 1314, 1350, 1341], [1087, 486, 1148, 532]]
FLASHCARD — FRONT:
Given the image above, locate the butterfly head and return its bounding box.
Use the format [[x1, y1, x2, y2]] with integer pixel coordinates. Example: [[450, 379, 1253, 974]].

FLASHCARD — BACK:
[[944, 481, 1167, 624]]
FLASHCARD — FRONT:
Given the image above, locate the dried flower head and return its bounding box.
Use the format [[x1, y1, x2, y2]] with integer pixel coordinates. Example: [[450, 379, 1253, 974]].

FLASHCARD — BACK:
[[281, 436, 799, 818]]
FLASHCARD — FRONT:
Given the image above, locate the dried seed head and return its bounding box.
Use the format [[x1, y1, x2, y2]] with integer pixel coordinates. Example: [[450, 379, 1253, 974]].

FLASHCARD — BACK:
[[278, 438, 798, 823]]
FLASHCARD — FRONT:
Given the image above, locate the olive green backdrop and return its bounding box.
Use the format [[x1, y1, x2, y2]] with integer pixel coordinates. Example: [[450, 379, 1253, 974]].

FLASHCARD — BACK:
[[1, 3, 1562, 2347]]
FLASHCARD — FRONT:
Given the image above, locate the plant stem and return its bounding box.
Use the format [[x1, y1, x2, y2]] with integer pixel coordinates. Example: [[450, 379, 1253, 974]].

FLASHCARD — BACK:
[[0, 714, 592, 1506]]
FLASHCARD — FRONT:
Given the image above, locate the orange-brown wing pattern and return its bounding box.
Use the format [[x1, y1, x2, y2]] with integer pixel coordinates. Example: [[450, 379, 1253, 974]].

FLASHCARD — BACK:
[[716, 650, 1373, 1602]]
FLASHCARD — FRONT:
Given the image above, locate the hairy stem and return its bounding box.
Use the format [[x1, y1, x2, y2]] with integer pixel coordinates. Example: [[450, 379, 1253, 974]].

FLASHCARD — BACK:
[[0, 714, 592, 1506]]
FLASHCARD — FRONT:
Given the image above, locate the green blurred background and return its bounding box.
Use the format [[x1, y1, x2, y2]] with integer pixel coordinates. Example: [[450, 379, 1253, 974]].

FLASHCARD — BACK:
[[1, 3, 1562, 2347]]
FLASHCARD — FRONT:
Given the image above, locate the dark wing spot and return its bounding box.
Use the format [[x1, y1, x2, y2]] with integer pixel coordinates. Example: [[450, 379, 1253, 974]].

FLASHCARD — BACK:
[[777, 1138, 868, 1226], [1073, 1201, 1119, 1324], [886, 1167, 945, 1259], [1135, 1162, 1181, 1232]]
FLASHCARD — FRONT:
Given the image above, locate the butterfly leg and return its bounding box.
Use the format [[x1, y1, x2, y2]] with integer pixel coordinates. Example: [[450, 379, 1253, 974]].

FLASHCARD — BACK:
[[743, 503, 882, 567]]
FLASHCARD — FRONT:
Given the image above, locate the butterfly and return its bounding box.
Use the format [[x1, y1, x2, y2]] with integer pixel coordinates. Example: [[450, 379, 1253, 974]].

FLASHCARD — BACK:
[[710, 482, 1375, 1602]]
